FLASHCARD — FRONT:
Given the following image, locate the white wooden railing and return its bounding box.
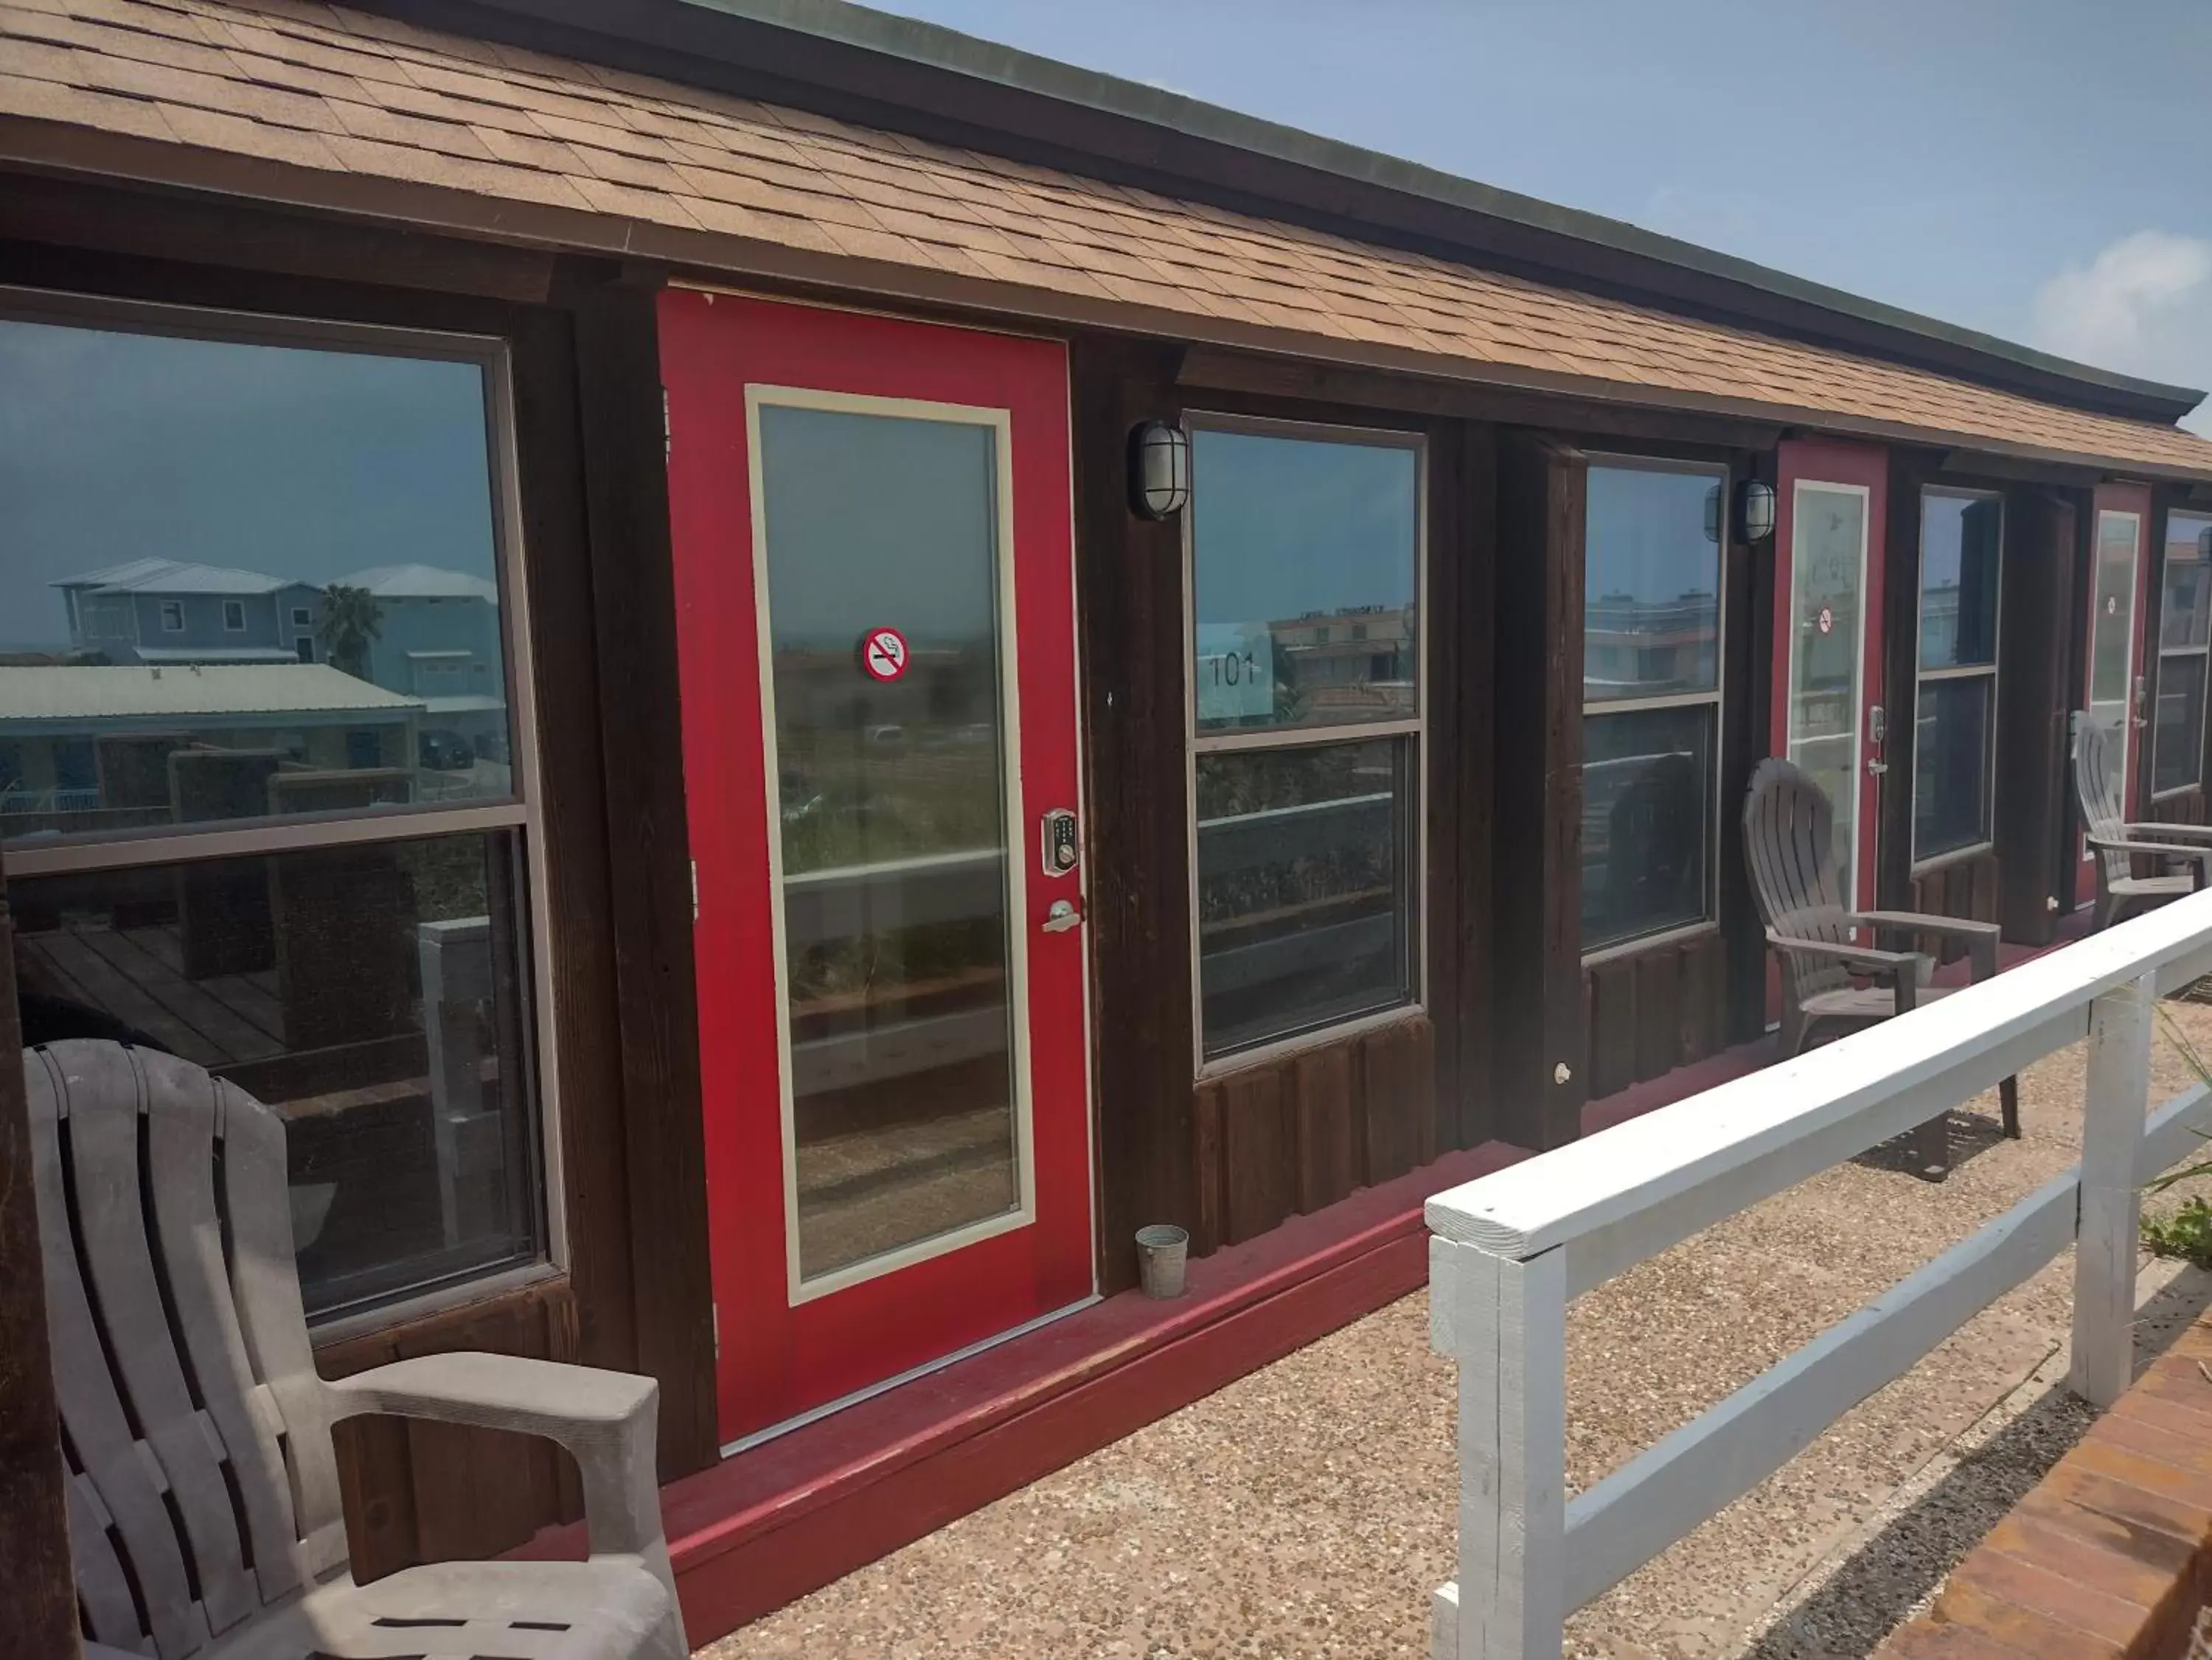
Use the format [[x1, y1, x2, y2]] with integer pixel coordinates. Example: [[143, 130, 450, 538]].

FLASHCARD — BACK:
[[1425, 888, 2212, 1659]]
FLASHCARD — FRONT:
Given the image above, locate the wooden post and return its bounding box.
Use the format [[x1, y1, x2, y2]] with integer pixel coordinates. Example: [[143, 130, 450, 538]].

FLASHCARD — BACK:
[[1492, 433, 1588, 1151], [1433, 1236, 1567, 1659], [2071, 971, 2154, 1406], [0, 846, 81, 1656]]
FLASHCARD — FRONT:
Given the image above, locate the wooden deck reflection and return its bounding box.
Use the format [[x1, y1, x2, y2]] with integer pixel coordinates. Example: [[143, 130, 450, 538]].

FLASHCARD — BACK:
[[17, 921, 285, 1067]]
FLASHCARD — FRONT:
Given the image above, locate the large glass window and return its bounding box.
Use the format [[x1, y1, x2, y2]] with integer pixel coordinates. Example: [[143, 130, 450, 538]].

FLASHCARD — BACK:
[[1187, 422, 1422, 1061], [2, 301, 545, 1326], [1913, 489, 2002, 862], [0, 318, 515, 843], [1581, 460, 1724, 953], [2154, 512, 2212, 797]]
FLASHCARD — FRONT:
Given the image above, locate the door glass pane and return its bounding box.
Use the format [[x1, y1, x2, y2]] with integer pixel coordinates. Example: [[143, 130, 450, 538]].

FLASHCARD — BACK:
[[1788, 485, 1867, 896], [757, 402, 1019, 1284], [1194, 737, 1413, 1058], [0, 319, 516, 844], [1583, 464, 1722, 701], [1189, 428, 1419, 735], [1582, 703, 1716, 951], [2089, 511, 2141, 801]]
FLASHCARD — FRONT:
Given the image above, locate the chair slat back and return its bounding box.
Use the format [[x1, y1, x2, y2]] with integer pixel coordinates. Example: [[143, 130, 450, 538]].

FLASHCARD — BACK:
[[1742, 757, 1854, 1006], [25, 1040, 346, 1659], [2072, 711, 2132, 890]]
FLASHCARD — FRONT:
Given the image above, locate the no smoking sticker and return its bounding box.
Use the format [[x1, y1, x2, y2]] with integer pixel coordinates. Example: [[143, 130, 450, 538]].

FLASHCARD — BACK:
[[1817, 605, 1834, 635], [860, 626, 909, 683]]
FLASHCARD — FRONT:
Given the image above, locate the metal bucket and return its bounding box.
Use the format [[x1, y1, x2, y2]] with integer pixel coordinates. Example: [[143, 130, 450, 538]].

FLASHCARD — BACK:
[[1135, 1224, 1189, 1300]]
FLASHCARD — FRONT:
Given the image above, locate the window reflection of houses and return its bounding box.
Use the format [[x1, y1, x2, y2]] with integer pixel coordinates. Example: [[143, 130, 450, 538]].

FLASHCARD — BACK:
[[1582, 590, 1718, 698], [45, 557, 510, 795], [52, 558, 325, 665], [1264, 603, 1417, 720], [0, 663, 421, 838], [337, 565, 511, 781]]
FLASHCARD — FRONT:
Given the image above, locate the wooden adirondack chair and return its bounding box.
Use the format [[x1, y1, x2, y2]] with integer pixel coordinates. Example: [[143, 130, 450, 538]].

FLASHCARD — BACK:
[[2071, 710, 2212, 930], [1742, 758, 2020, 1177], [25, 1039, 685, 1660]]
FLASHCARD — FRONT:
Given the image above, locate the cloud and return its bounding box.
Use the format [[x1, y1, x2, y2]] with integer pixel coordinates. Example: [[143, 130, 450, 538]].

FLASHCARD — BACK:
[[2032, 231, 2212, 433]]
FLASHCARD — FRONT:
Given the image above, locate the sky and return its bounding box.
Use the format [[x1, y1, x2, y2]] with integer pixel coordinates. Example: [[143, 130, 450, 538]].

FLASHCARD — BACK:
[[864, 0, 2212, 432]]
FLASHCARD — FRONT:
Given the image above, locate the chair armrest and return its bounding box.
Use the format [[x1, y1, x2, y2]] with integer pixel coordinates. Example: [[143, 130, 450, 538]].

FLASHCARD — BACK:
[[2123, 820, 2212, 843], [2088, 834, 2212, 868], [1853, 910, 2000, 941], [1765, 932, 1924, 977], [330, 1353, 672, 1590], [1853, 910, 2002, 980]]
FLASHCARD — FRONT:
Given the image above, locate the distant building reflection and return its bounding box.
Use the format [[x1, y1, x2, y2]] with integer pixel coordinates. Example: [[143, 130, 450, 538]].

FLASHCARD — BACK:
[[0, 557, 511, 839]]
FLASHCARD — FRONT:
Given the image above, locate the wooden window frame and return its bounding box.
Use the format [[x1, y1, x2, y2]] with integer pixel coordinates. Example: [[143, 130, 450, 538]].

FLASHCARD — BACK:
[[1578, 452, 1729, 964], [1180, 410, 1430, 1076], [1910, 485, 2004, 869]]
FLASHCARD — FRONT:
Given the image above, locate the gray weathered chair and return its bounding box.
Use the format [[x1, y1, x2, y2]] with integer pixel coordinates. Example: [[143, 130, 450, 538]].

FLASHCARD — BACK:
[[27, 1038, 685, 1660], [2071, 710, 2212, 931], [1742, 758, 2020, 1177]]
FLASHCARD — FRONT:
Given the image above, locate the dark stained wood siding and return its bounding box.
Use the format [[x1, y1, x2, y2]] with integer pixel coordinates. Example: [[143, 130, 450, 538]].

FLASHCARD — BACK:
[[1492, 433, 1587, 1148], [566, 268, 718, 1474], [1071, 335, 1196, 1294], [1579, 932, 1728, 1100], [1190, 1016, 1436, 1247], [1877, 447, 1941, 910], [1996, 487, 2087, 943]]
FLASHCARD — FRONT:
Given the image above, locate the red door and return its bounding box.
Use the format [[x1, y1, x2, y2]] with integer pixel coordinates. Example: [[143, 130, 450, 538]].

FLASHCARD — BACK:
[[661, 291, 1095, 1443], [1771, 439, 1888, 912], [2075, 482, 2154, 908]]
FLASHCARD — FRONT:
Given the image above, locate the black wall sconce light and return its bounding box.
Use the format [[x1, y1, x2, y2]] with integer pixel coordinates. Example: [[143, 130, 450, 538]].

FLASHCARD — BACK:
[[1736, 478, 1778, 543], [1128, 419, 1191, 520]]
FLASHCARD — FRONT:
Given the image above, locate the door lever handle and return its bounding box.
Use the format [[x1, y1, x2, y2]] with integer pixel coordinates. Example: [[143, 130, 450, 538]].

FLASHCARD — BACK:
[[1866, 758, 1888, 776], [1042, 899, 1084, 933]]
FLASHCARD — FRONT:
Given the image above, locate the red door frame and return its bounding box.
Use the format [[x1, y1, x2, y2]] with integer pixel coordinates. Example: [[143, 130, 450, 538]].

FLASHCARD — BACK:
[[659, 290, 1096, 1443], [1770, 438, 1888, 913], [2074, 480, 2155, 907]]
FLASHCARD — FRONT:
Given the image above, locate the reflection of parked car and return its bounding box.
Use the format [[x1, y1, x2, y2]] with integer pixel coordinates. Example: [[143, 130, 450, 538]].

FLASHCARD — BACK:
[[863, 723, 907, 756], [418, 729, 475, 770]]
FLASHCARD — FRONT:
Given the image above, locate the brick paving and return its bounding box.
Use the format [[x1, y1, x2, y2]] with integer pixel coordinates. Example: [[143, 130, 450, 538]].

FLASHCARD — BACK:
[[1871, 1322, 2212, 1657]]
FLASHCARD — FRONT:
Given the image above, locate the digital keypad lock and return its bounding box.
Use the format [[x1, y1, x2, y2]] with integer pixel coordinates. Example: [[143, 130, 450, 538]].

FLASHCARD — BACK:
[[1041, 808, 1081, 876]]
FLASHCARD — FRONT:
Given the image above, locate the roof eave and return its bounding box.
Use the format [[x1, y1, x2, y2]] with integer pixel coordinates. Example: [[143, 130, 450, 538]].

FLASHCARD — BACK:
[[367, 0, 2206, 427], [7, 114, 2209, 484]]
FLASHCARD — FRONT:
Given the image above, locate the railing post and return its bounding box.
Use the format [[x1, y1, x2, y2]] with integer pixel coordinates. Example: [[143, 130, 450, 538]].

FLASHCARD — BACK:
[[2071, 970, 2156, 1407], [1431, 1235, 1567, 1660]]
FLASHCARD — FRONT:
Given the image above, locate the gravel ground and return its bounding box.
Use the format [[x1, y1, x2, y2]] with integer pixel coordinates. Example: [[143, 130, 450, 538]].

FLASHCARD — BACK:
[[700, 1002, 2212, 1660]]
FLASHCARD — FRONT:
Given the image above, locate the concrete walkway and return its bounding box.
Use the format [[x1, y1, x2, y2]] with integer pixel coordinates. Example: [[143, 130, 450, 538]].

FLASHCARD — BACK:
[[701, 1004, 2212, 1660]]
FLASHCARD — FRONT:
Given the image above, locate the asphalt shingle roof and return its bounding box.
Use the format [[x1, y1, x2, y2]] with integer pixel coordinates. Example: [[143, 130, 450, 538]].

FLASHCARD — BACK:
[[5, 0, 2211, 478]]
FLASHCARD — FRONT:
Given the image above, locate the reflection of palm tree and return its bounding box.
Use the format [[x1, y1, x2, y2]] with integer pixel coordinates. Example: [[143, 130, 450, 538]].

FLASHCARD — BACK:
[[317, 585, 382, 678]]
